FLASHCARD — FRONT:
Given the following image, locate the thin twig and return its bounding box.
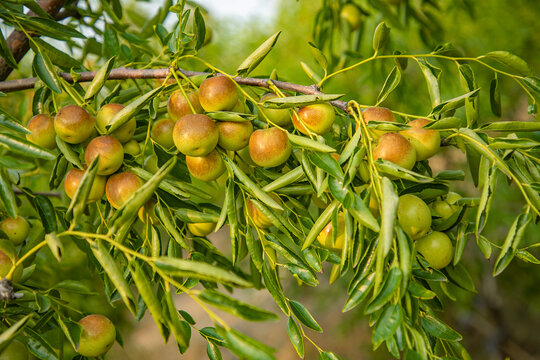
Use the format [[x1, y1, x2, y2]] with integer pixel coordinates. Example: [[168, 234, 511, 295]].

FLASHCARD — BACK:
[[0, 67, 349, 111], [13, 188, 62, 198]]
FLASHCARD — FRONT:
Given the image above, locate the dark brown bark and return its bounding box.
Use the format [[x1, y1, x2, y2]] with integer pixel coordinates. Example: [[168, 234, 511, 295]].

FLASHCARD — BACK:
[[0, 0, 67, 81]]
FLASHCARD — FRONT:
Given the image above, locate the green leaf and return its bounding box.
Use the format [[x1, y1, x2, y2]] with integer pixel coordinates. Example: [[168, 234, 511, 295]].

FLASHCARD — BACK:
[[377, 66, 401, 103], [416, 58, 441, 107], [365, 267, 402, 314], [206, 111, 255, 122], [309, 152, 343, 180], [302, 199, 339, 250], [289, 300, 322, 332], [33, 195, 57, 233], [445, 263, 476, 293], [308, 41, 328, 72], [319, 351, 342, 360], [32, 38, 82, 71], [484, 51, 530, 76], [424, 117, 463, 130], [103, 25, 119, 59], [0, 133, 55, 160], [20, 16, 85, 40], [56, 315, 82, 351], [237, 31, 281, 76], [261, 263, 290, 315], [0, 314, 33, 353], [0, 169, 17, 218], [85, 56, 116, 100], [372, 305, 403, 348], [0, 107, 30, 134], [522, 76, 540, 95], [107, 87, 162, 133], [199, 289, 279, 322], [193, 7, 206, 50], [25, 328, 58, 360], [407, 281, 436, 299], [420, 314, 462, 341], [377, 178, 398, 259], [67, 155, 99, 223], [262, 166, 305, 192], [155, 257, 252, 287], [493, 210, 531, 276], [45, 232, 62, 262], [33, 52, 61, 93], [373, 22, 390, 52], [218, 327, 276, 360], [490, 77, 502, 117], [350, 194, 380, 232], [288, 133, 336, 153], [176, 208, 220, 223], [0, 29, 17, 68], [430, 89, 480, 116], [287, 317, 304, 358], [480, 121, 540, 132], [263, 94, 344, 109], [343, 272, 376, 312], [207, 342, 223, 360], [156, 203, 189, 249]]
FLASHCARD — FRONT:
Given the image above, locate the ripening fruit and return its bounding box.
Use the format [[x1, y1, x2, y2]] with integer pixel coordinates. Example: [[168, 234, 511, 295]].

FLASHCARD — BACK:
[[173, 114, 219, 156], [105, 172, 142, 209], [54, 105, 96, 144], [138, 200, 159, 224], [373, 132, 416, 170], [151, 118, 176, 149], [26, 114, 56, 149], [199, 76, 238, 112], [123, 139, 141, 156], [84, 135, 124, 176], [397, 194, 431, 240], [186, 150, 225, 182], [217, 121, 253, 151], [340, 3, 363, 30], [247, 199, 274, 228], [0, 239, 22, 282], [64, 168, 106, 202], [317, 215, 345, 251], [415, 231, 453, 269], [292, 103, 335, 135], [77, 314, 116, 358], [0, 340, 28, 360], [432, 192, 462, 220], [144, 155, 159, 173], [400, 118, 441, 161], [259, 93, 291, 126], [188, 222, 216, 236], [168, 90, 203, 120], [0, 216, 30, 246], [96, 103, 136, 143], [248, 127, 292, 168], [360, 107, 396, 138]]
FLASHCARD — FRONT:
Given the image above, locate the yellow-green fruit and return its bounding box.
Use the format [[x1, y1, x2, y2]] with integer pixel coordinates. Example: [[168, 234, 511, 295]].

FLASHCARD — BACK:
[[199, 76, 238, 112], [186, 150, 225, 182], [373, 132, 416, 170], [217, 121, 253, 151], [167, 90, 203, 120], [26, 114, 56, 149], [144, 155, 159, 173], [173, 114, 219, 156], [248, 127, 292, 168], [432, 192, 461, 220], [292, 103, 335, 135], [340, 3, 363, 30], [105, 172, 142, 209], [317, 215, 345, 251], [232, 99, 245, 113], [138, 200, 159, 224], [188, 222, 216, 236], [0, 340, 28, 360], [54, 105, 96, 144], [64, 168, 106, 202], [415, 231, 453, 269], [0, 239, 22, 282], [259, 93, 291, 126], [123, 139, 141, 156], [77, 314, 116, 358], [96, 103, 136, 143], [151, 118, 176, 149], [247, 199, 274, 228], [397, 194, 431, 240], [360, 107, 396, 138], [0, 216, 30, 246], [84, 135, 124, 176], [400, 118, 440, 161]]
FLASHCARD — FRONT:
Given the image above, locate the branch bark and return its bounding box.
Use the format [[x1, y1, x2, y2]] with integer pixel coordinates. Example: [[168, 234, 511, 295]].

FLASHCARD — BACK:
[[0, 0, 67, 81], [0, 67, 349, 111]]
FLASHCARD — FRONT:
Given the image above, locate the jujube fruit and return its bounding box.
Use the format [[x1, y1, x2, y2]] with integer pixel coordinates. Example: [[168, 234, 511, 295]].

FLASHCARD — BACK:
[[186, 150, 225, 182], [247, 197, 279, 229], [151, 118, 176, 149], [415, 231, 453, 269], [360, 107, 396, 138], [26, 114, 56, 149], [217, 120, 253, 151], [64, 168, 106, 202], [373, 132, 416, 170], [0, 239, 22, 282], [317, 214, 345, 251], [96, 103, 136, 143], [432, 192, 462, 220], [0, 216, 30, 245], [123, 139, 141, 156], [400, 118, 440, 161], [397, 194, 431, 240], [105, 172, 143, 209], [0, 340, 28, 360], [168, 90, 203, 120], [173, 114, 219, 156], [292, 103, 335, 135], [54, 105, 96, 144], [248, 127, 292, 168], [138, 200, 159, 224], [77, 314, 116, 358], [188, 222, 217, 236], [340, 3, 363, 30], [259, 93, 291, 126], [84, 135, 124, 176], [199, 76, 238, 112]]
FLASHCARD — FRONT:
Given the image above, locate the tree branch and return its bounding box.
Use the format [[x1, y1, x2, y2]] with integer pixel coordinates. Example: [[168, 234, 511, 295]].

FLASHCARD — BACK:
[[0, 67, 349, 111], [0, 0, 67, 81]]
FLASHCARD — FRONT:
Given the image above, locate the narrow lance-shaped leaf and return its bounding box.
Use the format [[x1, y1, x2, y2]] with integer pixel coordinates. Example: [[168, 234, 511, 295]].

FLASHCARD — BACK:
[[373, 22, 390, 52], [302, 200, 339, 250], [287, 317, 304, 358], [365, 267, 402, 314], [0, 133, 55, 160], [193, 7, 206, 50], [0, 314, 33, 352], [67, 155, 99, 223], [484, 51, 530, 76], [107, 87, 162, 133], [85, 56, 116, 100], [237, 31, 281, 76], [217, 327, 276, 360], [372, 305, 403, 348], [420, 314, 462, 341], [490, 76, 502, 117], [288, 133, 336, 153], [289, 300, 323, 332], [45, 232, 63, 262], [0, 107, 30, 134], [33, 52, 62, 93], [429, 89, 480, 116], [263, 94, 344, 109], [199, 289, 279, 322], [164, 287, 191, 353], [377, 66, 401, 104], [493, 209, 532, 276], [0, 28, 17, 68], [416, 58, 441, 107], [0, 169, 17, 218]]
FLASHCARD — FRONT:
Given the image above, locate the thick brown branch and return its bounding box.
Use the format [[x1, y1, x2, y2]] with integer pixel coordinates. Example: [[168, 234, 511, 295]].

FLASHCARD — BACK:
[[0, 0, 67, 81], [0, 67, 349, 111]]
